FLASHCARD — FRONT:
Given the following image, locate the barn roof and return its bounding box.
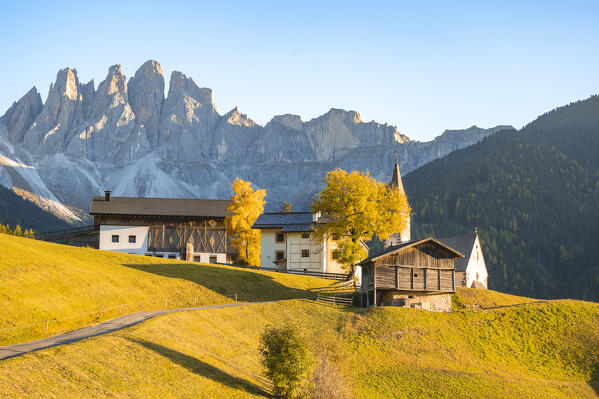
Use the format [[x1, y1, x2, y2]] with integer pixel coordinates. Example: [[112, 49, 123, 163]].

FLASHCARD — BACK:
[[358, 237, 464, 265], [252, 212, 314, 232], [437, 234, 477, 272], [89, 196, 230, 218]]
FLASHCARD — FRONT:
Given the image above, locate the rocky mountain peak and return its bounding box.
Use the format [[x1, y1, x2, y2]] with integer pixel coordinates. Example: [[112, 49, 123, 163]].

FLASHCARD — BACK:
[[267, 114, 303, 131], [0, 87, 43, 143], [128, 60, 165, 143], [93, 64, 128, 114], [223, 107, 256, 127], [53, 68, 79, 101], [167, 71, 215, 110]]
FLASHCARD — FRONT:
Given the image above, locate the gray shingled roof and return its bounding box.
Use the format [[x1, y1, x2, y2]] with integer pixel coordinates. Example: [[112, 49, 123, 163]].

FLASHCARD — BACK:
[[89, 196, 230, 218], [358, 237, 464, 265], [252, 212, 314, 232], [437, 234, 477, 272]]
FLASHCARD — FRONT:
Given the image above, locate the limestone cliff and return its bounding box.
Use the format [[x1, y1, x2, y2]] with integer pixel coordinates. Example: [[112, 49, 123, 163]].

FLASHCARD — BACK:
[[0, 60, 512, 221]]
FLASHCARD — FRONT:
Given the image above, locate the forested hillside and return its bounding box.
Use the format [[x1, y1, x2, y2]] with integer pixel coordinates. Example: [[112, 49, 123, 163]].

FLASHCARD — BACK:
[[0, 185, 70, 232], [404, 95, 599, 301]]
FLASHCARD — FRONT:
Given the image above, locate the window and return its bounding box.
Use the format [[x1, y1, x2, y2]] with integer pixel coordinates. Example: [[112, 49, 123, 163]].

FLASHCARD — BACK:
[[156, 253, 164, 258], [111, 235, 119, 243], [276, 233, 285, 243], [275, 251, 285, 260], [210, 256, 218, 264], [301, 233, 310, 239], [128, 235, 136, 243], [194, 256, 202, 262], [168, 254, 177, 259], [331, 233, 339, 241], [145, 253, 153, 256], [301, 249, 309, 258], [331, 250, 341, 260]]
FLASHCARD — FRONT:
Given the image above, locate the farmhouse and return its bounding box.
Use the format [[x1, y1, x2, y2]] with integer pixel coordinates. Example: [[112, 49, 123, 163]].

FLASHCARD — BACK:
[[358, 238, 463, 311], [438, 230, 488, 288], [252, 212, 350, 274], [89, 191, 229, 263]]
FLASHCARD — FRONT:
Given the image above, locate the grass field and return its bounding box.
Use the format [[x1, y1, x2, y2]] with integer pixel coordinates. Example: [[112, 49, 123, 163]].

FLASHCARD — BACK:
[[0, 290, 597, 398], [0, 234, 337, 345]]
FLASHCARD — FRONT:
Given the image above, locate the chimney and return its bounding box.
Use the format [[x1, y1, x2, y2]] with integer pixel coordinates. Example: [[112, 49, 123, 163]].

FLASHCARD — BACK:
[[105, 190, 111, 201]]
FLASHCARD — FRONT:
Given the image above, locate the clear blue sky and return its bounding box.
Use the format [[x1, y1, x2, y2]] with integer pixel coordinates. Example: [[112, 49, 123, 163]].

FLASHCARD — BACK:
[[1, 0, 598, 141]]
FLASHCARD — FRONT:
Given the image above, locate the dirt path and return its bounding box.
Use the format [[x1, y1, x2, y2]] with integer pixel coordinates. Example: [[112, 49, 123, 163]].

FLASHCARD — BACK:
[[0, 301, 271, 361]]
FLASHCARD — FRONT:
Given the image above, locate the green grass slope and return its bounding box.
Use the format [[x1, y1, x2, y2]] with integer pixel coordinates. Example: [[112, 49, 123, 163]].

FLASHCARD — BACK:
[[0, 233, 336, 345], [404, 95, 599, 301], [1, 290, 597, 398]]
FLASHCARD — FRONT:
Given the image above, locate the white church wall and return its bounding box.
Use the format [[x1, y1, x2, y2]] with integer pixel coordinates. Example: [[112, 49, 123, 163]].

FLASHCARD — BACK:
[[465, 235, 488, 288]]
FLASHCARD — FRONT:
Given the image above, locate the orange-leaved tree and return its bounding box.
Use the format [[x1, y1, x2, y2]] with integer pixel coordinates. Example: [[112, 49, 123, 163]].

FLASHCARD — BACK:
[[311, 169, 410, 273], [226, 178, 266, 266]]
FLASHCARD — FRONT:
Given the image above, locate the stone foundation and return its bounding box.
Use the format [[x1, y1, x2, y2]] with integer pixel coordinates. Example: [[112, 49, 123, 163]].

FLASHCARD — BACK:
[[380, 291, 452, 312]]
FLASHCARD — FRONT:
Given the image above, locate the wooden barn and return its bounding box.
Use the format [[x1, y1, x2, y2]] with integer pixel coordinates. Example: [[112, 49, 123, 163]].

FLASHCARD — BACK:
[[90, 191, 230, 263], [358, 238, 463, 311]]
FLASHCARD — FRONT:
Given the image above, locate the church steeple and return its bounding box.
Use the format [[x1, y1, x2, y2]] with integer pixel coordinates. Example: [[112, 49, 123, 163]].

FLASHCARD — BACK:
[[389, 159, 406, 194], [385, 158, 411, 247]]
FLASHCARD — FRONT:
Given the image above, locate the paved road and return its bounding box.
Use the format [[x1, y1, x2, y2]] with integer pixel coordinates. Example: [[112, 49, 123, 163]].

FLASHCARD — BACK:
[[0, 301, 271, 361]]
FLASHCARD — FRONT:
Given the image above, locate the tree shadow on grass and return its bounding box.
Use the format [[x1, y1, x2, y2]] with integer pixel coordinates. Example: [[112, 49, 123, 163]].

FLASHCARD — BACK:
[[590, 362, 599, 395], [128, 338, 272, 398], [123, 263, 335, 302]]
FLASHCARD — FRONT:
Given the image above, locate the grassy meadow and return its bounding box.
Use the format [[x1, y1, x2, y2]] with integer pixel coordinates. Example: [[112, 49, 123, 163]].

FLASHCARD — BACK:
[[0, 234, 336, 345], [0, 290, 598, 398]]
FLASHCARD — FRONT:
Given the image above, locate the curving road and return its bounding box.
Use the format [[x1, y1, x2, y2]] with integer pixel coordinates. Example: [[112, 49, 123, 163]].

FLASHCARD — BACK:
[[0, 301, 271, 361]]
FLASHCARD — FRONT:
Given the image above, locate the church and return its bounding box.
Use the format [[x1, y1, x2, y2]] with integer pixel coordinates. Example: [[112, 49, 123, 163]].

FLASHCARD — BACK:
[[381, 159, 488, 289], [357, 160, 489, 309]]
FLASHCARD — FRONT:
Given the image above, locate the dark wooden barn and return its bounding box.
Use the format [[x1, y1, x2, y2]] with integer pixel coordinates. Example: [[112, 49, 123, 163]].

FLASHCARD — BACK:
[[89, 191, 230, 262], [358, 238, 463, 310]]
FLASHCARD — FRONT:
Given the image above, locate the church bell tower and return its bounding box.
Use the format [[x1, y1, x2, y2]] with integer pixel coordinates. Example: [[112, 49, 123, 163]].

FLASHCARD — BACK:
[[384, 159, 411, 248]]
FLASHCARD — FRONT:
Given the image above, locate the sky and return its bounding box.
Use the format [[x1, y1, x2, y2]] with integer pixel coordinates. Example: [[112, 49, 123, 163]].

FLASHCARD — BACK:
[[0, 0, 598, 141]]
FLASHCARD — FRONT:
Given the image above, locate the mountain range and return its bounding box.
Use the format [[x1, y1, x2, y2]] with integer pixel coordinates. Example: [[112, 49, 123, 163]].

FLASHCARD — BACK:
[[0, 60, 509, 223]]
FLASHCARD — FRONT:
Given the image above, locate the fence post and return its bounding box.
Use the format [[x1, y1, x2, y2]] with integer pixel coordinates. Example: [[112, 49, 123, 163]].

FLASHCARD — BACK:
[[46, 320, 49, 332], [165, 298, 168, 310], [317, 292, 320, 301], [194, 297, 197, 306], [235, 293, 238, 302]]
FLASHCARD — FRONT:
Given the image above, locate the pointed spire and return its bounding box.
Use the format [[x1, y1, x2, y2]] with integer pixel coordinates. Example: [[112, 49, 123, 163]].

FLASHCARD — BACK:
[[389, 159, 405, 194]]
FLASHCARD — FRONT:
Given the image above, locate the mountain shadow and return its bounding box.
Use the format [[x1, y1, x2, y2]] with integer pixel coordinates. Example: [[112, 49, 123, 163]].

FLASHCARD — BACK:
[[128, 338, 272, 397], [123, 263, 332, 302]]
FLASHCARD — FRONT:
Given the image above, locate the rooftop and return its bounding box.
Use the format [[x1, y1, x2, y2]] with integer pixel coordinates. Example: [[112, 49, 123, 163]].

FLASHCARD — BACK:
[[437, 234, 478, 272], [252, 212, 314, 232], [358, 237, 464, 265], [89, 196, 230, 218]]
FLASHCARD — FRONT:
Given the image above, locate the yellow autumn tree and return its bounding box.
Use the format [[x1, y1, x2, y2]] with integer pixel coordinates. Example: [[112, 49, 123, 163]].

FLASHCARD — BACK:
[[226, 178, 266, 266], [281, 201, 293, 212], [311, 169, 410, 273]]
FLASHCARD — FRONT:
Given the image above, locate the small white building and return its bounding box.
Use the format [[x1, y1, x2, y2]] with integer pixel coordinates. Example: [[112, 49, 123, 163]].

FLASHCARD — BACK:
[[438, 231, 488, 288], [89, 191, 229, 263], [252, 212, 350, 274]]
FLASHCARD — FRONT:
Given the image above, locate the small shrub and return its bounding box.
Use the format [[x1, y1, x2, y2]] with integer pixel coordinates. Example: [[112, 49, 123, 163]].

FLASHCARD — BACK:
[[309, 353, 352, 399], [451, 292, 465, 310], [260, 325, 312, 398]]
